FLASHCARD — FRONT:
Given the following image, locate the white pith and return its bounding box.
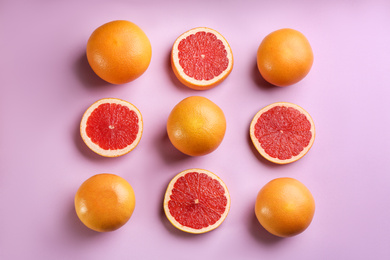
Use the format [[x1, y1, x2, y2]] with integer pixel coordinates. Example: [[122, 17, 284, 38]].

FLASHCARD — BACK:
[[80, 98, 143, 157], [163, 168, 231, 234], [172, 27, 233, 86], [250, 102, 315, 164]]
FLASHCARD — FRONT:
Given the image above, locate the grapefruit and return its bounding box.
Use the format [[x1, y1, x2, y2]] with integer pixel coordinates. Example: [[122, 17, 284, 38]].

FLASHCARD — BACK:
[[171, 27, 233, 90], [86, 20, 152, 84], [250, 102, 315, 164], [163, 168, 230, 234], [255, 177, 315, 237], [167, 96, 226, 156], [257, 28, 313, 87], [80, 98, 143, 157], [74, 173, 136, 232]]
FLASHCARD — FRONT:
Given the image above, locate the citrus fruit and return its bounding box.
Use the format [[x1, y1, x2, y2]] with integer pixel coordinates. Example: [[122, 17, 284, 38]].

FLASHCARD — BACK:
[[86, 20, 152, 84], [257, 28, 313, 87], [74, 173, 136, 232], [167, 96, 226, 156], [80, 98, 143, 157], [250, 102, 315, 164], [171, 27, 234, 90], [164, 168, 230, 234], [255, 177, 315, 237]]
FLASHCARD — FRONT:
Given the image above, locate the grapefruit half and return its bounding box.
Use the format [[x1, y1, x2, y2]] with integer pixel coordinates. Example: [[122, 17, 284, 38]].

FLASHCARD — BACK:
[[80, 98, 143, 157], [250, 102, 315, 164], [171, 27, 233, 90], [163, 169, 230, 234]]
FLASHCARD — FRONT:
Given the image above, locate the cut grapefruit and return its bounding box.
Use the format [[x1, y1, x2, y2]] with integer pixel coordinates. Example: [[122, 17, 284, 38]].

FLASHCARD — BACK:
[[250, 102, 315, 164], [80, 98, 143, 157], [163, 169, 230, 234], [171, 27, 234, 90]]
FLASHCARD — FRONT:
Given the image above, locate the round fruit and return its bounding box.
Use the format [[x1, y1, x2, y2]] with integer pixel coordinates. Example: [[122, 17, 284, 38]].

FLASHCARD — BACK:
[[257, 28, 313, 87], [171, 27, 233, 90], [80, 98, 143, 157], [167, 96, 226, 156], [86, 20, 152, 84], [250, 102, 315, 164], [164, 168, 230, 234], [75, 173, 136, 232], [255, 177, 315, 237]]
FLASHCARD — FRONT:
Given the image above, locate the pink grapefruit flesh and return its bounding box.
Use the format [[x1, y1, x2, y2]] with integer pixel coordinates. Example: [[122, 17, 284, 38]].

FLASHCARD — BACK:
[[164, 169, 230, 234], [171, 27, 233, 90], [250, 102, 315, 164], [80, 98, 143, 157]]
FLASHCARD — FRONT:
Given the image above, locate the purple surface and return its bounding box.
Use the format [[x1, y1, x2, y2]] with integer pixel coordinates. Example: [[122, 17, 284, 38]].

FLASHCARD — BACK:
[[1, 0, 390, 259]]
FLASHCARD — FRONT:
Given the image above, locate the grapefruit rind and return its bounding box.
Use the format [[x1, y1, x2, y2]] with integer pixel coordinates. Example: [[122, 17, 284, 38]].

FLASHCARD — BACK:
[[171, 27, 234, 90], [80, 98, 143, 157], [163, 168, 231, 234], [250, 102, 315, 164]]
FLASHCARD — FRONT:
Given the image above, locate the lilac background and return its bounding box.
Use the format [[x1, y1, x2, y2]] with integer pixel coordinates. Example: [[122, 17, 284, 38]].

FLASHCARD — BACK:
[[1, 0, 390, 259]]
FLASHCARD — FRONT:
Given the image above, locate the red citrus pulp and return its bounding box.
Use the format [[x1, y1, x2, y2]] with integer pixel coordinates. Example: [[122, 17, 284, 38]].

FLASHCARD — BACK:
[[250, 102, 315, 164], [80, 98, 143, 157], [171, 27, 233, 90], [163, 169, 230, 234]]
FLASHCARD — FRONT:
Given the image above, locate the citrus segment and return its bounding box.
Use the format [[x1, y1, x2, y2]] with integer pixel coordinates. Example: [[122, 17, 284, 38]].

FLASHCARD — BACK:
[[250, 102, 315, 164], [171, 27, 233, 90], [80, 98, 143, 157], [164, 169, 230, 234], [74, 173, 136, 232], [255, 177, 315, 237]]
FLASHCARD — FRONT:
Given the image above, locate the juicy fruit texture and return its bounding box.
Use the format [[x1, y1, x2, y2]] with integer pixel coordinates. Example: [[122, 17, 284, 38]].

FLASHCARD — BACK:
[[171, 27, 234, 90], [255, 177, 315, 237], [75, 173, 136, 232], [87, 20, 152, 84], [167, 96, 226, 156], [80, 98, 143, 157], [257, 28, 313, 87], [164, 169, 230, 234], [250, 102, 315, 164]]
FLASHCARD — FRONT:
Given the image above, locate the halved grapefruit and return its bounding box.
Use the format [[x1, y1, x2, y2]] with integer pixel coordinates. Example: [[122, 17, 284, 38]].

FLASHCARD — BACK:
[[163, 168, 230, 234], [171, 27, 234, 90], [250, 102, 315, 164], [80, 98, 143, 157]]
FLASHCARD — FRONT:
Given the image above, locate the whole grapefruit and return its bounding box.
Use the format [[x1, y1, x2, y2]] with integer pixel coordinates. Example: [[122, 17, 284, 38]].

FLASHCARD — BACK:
[[257, 28, 313, 87], [74, 173, 136, 232], [86, 20, 152, 84], [167, 96, 226, 156], [255, 177, 315, 237]]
